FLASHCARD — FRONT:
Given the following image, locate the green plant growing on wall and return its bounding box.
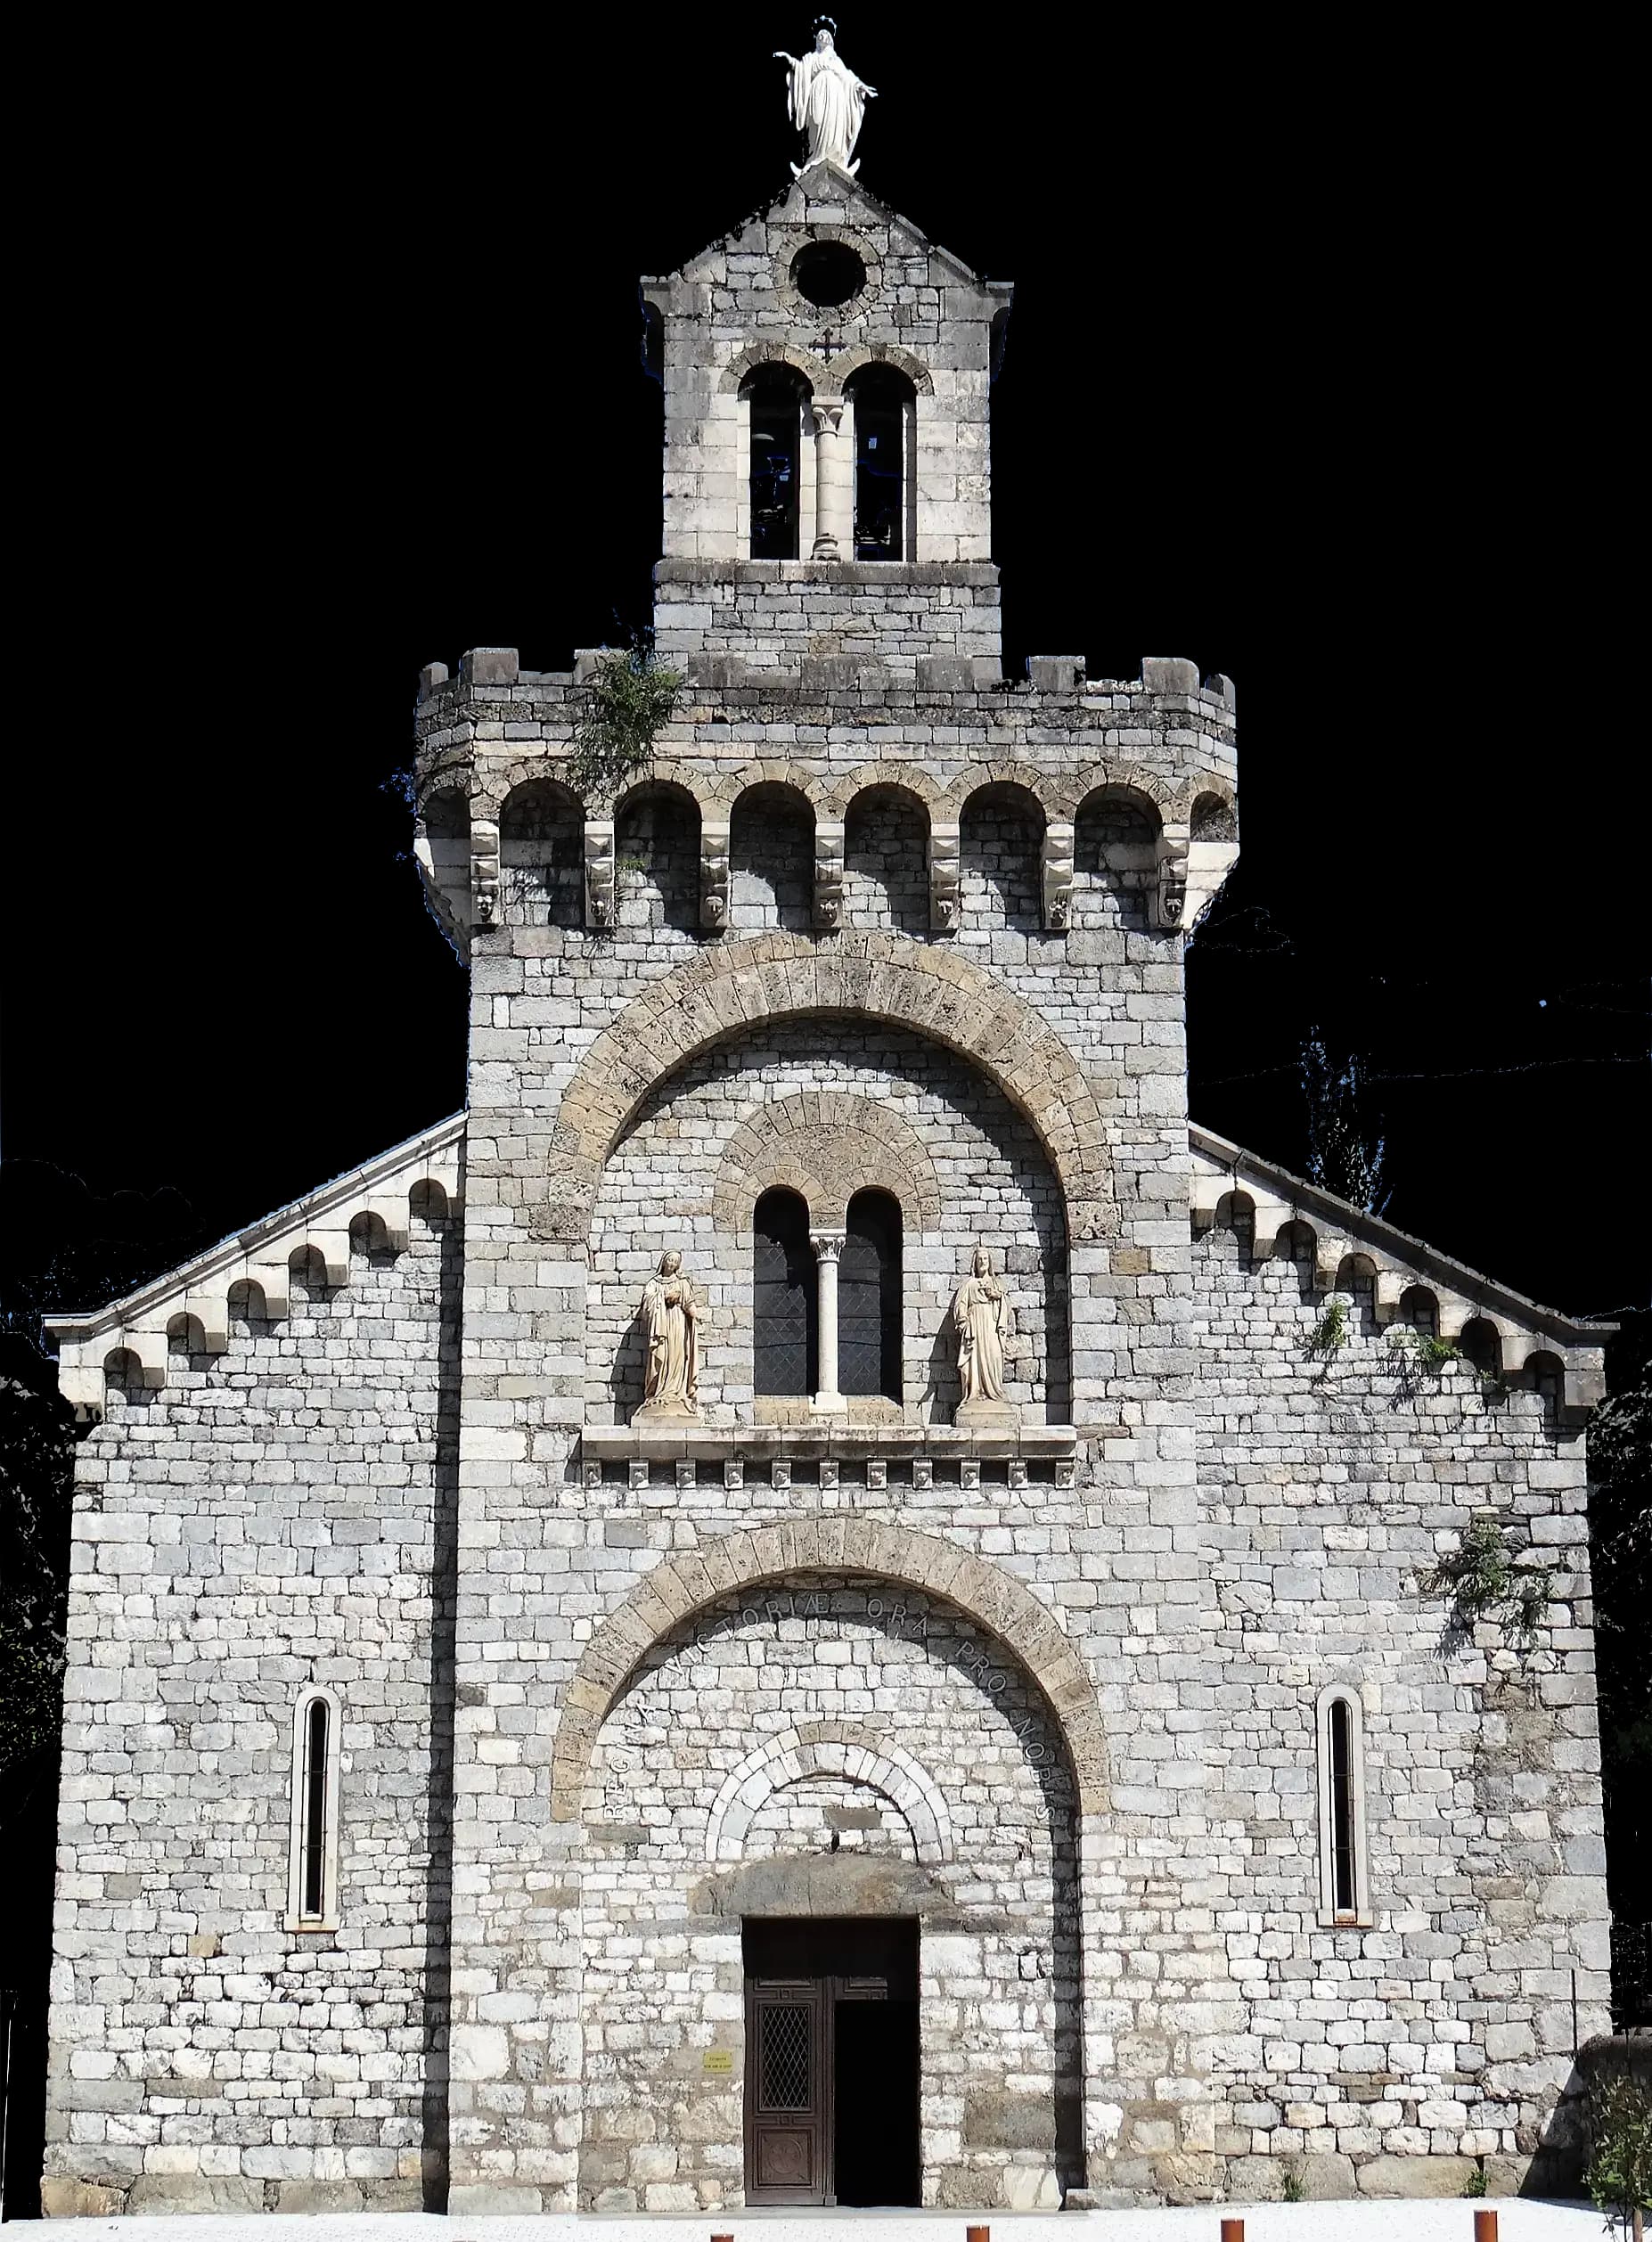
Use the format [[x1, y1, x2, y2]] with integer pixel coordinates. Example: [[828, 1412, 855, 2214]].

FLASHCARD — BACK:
[[1424, 1514, 1554, 1649], [1462, 2160, 1488, 2197], [1307, 1297, 1351, 1357], [1388, 1325, 1460, 1399], [1586, 2066, 1651, 2240], [1281, 2158, 1305, 2202], [565, 636, 683, 803]]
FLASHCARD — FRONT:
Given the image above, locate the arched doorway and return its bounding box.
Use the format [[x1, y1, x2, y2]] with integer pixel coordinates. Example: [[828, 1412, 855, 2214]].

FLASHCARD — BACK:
[[569, 1538, 1094, 2212]]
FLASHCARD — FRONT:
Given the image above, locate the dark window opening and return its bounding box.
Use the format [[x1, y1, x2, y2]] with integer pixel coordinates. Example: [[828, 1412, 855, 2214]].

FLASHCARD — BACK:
[[791, 241, 867, 307], [747, 371, 806, 560], [302, 1698, 329, 1919], [1329, 1697, 1357, 1920], [848, 366, 909, 560], [839, 1190, 901, 1401], [1460, 1318, 1501, 1377], [755, 1188, 817, 1395]]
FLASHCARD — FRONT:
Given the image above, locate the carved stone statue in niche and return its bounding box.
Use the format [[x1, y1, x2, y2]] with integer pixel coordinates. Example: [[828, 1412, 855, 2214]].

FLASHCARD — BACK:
[[952, 1245, 1017, 1428], [635, 1250, 700, 1421]]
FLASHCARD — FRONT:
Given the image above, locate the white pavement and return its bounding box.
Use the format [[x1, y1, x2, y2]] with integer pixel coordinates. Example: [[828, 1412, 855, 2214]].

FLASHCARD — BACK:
[[53, 2206, 1612, 2242]]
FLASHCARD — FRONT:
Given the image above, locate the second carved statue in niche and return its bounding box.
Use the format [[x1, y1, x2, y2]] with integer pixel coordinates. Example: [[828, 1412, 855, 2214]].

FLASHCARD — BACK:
[[953, 1244, 1016, 1427], [636, 1250, 700, 1420]]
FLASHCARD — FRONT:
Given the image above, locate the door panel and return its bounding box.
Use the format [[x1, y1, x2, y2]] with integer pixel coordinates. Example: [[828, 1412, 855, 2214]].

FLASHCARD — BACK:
[[743, 1919, 920, 2208], [746, 1980, 825, 2203]]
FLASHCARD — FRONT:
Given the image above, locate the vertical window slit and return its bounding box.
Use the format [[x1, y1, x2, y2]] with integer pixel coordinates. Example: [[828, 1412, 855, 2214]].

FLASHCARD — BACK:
[[1329, 1696, 1355, 1919], [303, 1698, 329, 1921]]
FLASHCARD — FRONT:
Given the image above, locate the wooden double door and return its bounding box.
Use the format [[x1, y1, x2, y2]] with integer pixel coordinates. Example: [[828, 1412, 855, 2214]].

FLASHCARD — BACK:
[[743, 1918, 920, 2206]]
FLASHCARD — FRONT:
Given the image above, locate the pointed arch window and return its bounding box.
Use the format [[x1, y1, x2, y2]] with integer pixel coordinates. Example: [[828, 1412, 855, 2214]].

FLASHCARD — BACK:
[[286, 1685, 342, 1932], [1316, 1684, 1371, 1927], [839, 1189, 902, 1401], [754, 1189, 817, 1396]]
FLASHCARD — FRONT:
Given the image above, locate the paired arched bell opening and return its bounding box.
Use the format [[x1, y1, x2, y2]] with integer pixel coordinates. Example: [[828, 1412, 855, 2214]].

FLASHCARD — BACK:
[[739, 358, 919, 562]]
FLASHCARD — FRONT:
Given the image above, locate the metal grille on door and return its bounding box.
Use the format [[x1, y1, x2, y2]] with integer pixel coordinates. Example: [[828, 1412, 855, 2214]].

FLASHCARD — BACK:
[[759, 2003, 811, 2109]]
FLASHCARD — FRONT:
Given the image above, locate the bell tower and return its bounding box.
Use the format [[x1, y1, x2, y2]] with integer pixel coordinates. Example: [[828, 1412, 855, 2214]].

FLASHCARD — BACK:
[[642, 160, 1013, 681]]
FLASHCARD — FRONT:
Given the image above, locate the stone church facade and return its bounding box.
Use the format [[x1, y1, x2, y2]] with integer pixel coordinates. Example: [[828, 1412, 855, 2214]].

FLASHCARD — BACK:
[[44, 155, 1612, 2215]]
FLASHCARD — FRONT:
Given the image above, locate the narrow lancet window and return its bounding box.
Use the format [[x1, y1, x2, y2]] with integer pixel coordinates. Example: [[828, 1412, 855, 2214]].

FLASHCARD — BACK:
[[746, 370, 806, 560], [847, 365, 914, 560], [754, 1189, 816, 1395], [1316, 1684, 1370, 1927], [287, 1686, 341, 1931], [839, 1190, 902, 1401]]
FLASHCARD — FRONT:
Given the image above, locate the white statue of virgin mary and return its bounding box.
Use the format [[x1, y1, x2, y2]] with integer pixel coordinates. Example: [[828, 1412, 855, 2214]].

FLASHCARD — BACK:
[[774, 21, 878, 176]]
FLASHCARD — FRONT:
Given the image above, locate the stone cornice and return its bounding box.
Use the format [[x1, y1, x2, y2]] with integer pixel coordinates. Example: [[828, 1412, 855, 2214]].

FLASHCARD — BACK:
[[1190, 1123, 1611, 1411], [45, 1114, 465, 1419]]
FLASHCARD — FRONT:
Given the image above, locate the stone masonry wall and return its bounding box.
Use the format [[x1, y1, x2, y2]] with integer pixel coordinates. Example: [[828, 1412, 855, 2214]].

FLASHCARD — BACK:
[[43, 1216, 460, 2217], [1190, 1212, 1611, 2202], [580, 1575, 1078, 2212], [651, 563, 1004, 680]]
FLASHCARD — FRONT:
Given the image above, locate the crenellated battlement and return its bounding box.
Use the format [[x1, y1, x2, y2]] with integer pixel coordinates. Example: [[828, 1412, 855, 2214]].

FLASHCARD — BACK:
[[412, 645, 1239, 952]]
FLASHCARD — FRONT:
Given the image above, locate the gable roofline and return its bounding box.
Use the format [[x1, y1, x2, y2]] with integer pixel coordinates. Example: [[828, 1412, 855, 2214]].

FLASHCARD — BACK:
[[642, 164, 1002, 296], [1190, 1124, 1613, 1400], [44, 1113, 465, 1418]]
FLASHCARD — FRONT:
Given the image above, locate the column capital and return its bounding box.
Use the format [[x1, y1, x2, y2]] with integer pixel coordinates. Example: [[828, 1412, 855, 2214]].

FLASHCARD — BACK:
[[809, 1230, 847, 1264]]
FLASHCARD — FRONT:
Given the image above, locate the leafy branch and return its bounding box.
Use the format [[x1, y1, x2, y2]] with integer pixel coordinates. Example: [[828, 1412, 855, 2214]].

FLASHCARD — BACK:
[[565, 636, 683, 804], [1423, 1514, 1553, 1647]]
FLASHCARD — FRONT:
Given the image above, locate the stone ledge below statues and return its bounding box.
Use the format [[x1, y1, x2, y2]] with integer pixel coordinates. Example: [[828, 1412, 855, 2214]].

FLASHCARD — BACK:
[[581, 1420, 1084, 1465]]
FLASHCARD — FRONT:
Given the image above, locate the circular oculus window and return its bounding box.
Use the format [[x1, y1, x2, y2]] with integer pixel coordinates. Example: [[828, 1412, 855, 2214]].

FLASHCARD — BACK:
[[789, 240, 868, 308]]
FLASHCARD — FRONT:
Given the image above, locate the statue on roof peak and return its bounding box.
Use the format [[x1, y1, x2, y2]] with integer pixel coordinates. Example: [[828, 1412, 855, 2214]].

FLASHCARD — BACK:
[[774, 20, 877, 178]]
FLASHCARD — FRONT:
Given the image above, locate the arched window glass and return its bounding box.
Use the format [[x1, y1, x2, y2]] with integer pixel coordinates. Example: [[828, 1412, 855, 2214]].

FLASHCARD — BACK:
[[847, 365, 914, 561], [287, 1686, 341, 1932], [746, 370, 806, 560], [1316, 1685, 1370, 1927], [754, 1189, 816, 1395], [839, 1190, 902, 1401]]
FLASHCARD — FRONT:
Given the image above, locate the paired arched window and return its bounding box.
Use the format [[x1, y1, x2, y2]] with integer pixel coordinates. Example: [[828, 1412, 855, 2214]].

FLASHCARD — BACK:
[[1316, 1684, 1370, 1927], [286, 1686, 342, 1932], [752, 1187, 903, 1403]]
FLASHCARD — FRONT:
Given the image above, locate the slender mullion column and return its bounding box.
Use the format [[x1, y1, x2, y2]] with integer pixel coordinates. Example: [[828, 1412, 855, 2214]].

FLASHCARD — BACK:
[[810, 1229, 846, 1414], [809, 398, 849, 560]]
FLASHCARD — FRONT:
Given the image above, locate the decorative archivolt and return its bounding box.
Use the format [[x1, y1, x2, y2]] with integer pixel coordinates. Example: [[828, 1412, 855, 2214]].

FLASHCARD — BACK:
[[711, 1092, 943, 1233], [552, 1513, 1108, 1821], [718, 340, 830, 395], [823, 341, 934, 396], [45, 1117, 465, 1420], [545, 932, 1113, 1246], [706, 1729, 953, 1866], [937, 759, 1051, 823], [822, 762, 944, 819], [1190, 1128, 1607, 1415]]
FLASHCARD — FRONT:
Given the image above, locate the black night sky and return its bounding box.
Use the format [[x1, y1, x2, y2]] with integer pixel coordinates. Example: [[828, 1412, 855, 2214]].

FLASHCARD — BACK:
[[4, 17, 1647, 1340]]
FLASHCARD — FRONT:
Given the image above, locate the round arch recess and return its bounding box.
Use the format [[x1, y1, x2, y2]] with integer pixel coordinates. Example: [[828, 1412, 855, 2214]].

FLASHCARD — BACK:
[[706, 1728, 953, 1866], [546, 932, 1113, 1245], [550, 1515, 1108, 1821], [710, 1090, 943, 1233]]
